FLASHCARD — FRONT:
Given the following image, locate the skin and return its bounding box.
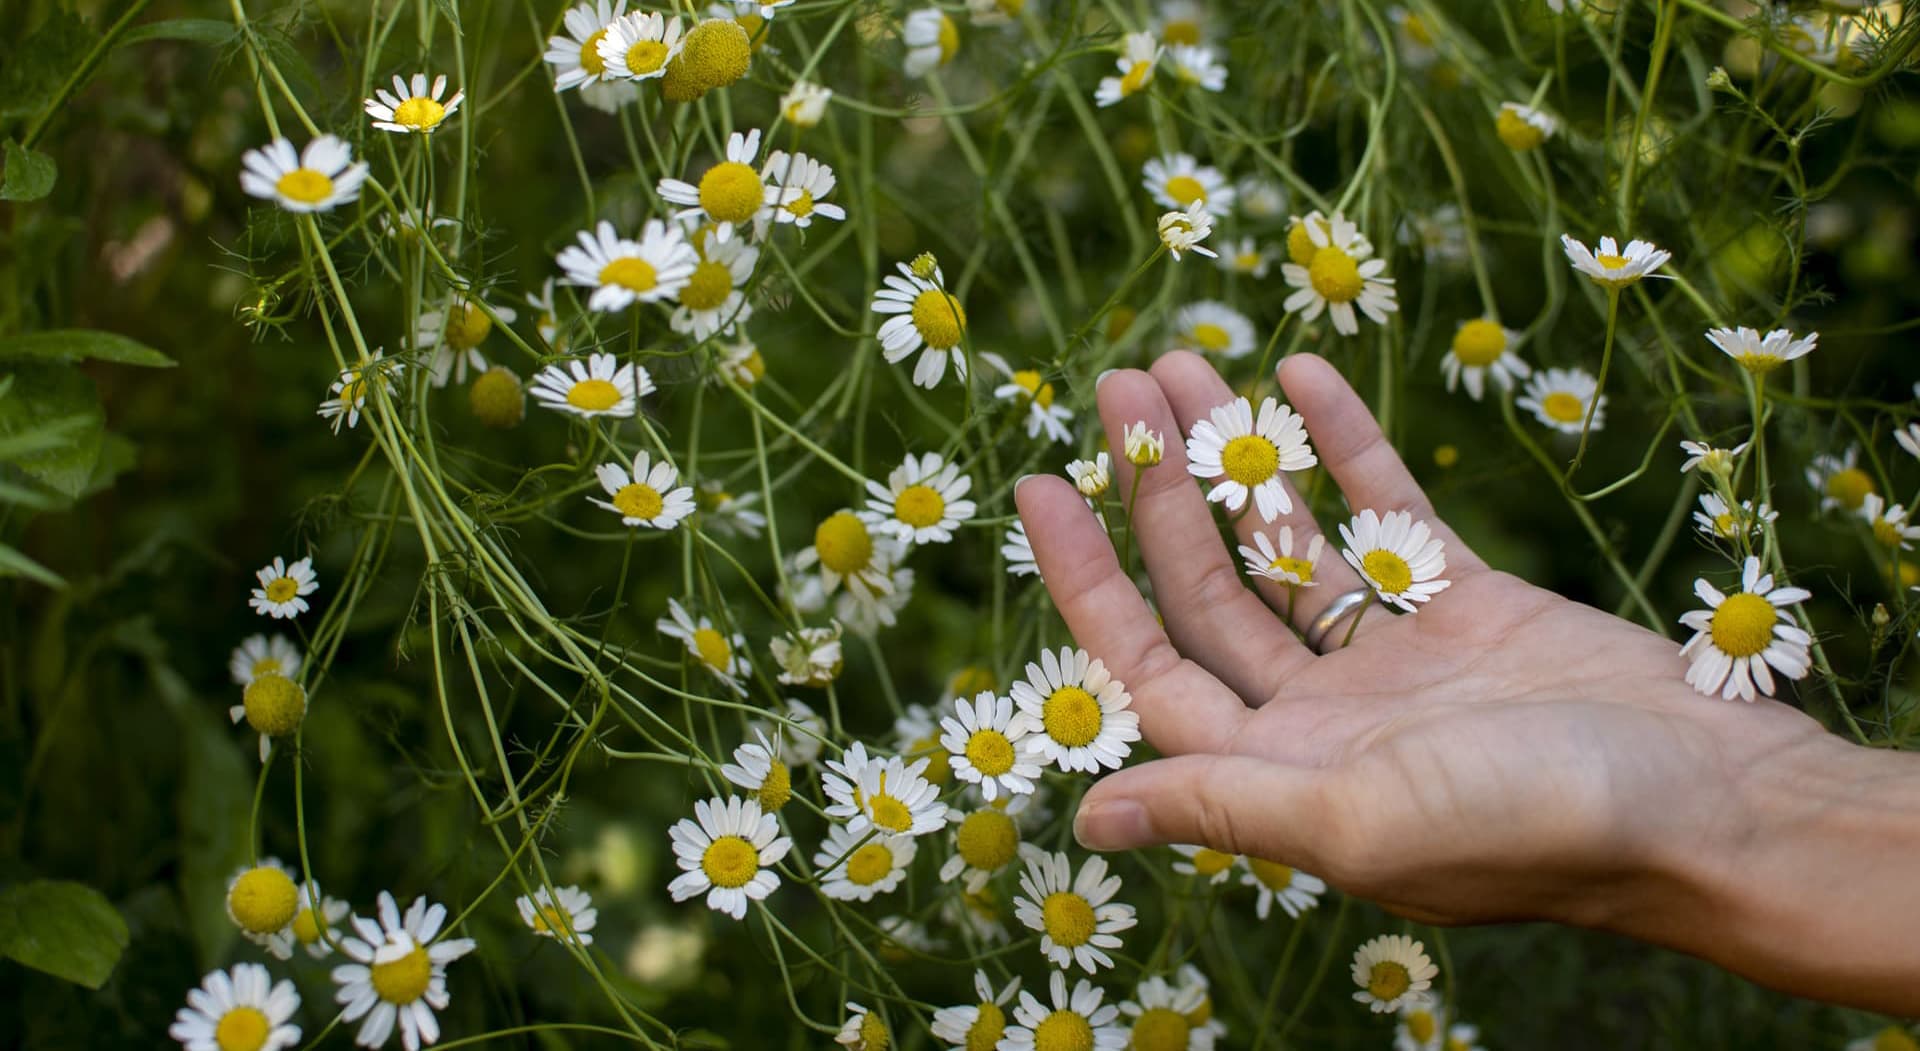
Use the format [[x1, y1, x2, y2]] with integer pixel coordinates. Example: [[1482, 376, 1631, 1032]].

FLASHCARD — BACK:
[[1018, 350, 1920, 1015]]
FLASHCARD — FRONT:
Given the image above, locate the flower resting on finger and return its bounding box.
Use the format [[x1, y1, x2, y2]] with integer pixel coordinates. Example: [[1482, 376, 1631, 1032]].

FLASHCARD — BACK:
[[1678, 555, 1811, 702], [1013, 851, 1139, 973], [1340, 509, 1450, 612], [1010, 647, 1140, 773], [1352, 934, 1438, 1014], [1067, 452, 1111, 499], [1185, 395, 1317, 523], [1125, 421, 1164, 466], [1239, 525, 1324, 587], [1239, 856, 1327, 919]]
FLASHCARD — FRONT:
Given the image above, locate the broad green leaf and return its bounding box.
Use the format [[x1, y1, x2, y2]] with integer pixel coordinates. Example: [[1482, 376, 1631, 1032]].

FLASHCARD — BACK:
[[0, 12, 97, 122], [120, 19, 238, 47], [0, 880, 129, 989], [0, 542, 63, 588], [0, 364, 102, 498], [0, 330, 175, 368], [0, 412, 92, 462], [0, 139, 56, 202]]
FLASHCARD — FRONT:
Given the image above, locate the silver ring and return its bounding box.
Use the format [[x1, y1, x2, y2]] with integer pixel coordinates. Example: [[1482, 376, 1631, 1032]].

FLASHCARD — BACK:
[[1303, 587, 1377, 653]]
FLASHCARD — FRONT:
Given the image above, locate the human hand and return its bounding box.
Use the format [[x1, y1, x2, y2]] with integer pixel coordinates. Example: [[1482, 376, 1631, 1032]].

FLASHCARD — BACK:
[[1017, 351, 1919, 1012]]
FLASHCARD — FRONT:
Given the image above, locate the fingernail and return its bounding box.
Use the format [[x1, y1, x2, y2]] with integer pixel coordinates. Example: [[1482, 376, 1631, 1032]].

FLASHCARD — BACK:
[[1074, 798, 1149, 851], [1095, 368, 1119, 388], [1014, 473, 1038, 494]]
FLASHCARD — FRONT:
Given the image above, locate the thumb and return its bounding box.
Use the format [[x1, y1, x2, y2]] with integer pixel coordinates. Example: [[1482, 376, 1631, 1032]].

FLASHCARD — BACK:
[[1073, 754, 1338, 870]]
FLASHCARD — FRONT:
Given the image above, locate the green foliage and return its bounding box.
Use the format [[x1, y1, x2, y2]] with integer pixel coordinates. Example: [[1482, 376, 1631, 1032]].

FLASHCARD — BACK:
[[1, 140, 57, 203], [0, 880, 131, 989]]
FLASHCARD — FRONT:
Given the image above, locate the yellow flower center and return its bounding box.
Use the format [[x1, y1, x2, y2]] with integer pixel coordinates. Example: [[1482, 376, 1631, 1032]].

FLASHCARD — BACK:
[[443, 301, 492, 350], [699, 161, 765, 225], [1163, 174, 1207, 207], [1733, 352, 1787, 374], [1033, 1009, 1093, 1051], [1713, 512, 1742, 538], [215, 1006, 271, 1051], [1367, 960, 1412, 1002], [814, 511, 874, 575], [1011, 369, 1055, 408], [1874, 516, 1905, 548], [893, 484, 947, 529], [1162, 20, 1201, 45], [1826, 467, 1874, 510], [242, 673, 307, 737], [1361, 549, 1413, 595], [1287, 219, 1322, 266], [757, 760, 792, 811], [910, 288, 968, 350], [1247, 857, 1296, 890], [249, 656, 284, 679], [680, 18, 752, 88], [867, 789, 914, 833], [626, 39, 671, 76], [700, 834, 759, 888], [964, 728, 1016, 776], [580, 29, 610, 76], [1596, 253, 1630, 270], [1709, 592, 1776, 658], [909, 731, 952, 784], [370, 945, 433, 1005], [1495, 108, 1545, 150], [844, 843, 896, 886], [949, 665, 996, 697], [567, 377, 624, 413], [1406, 1010, 1438, 1043], [955, 809, 1019, 871], [274, 168, 334, 205], [1190, 322, 1232, 353], [857, 1012, 891, 1051], [292, 904, 325, 945], [935, 13, 961, 63], [1403, 12, 1433, 45], [1540, 391, 1585, 423], [1185, 847, 1235, 877], [1129, 1008, 1192, 1051], [600, 256, 658, 294], [1041, 890, 1096, 947], [784, 190, 816, 218], [1871, 1028, 1920, 1051], [264, 577, 299, 604], [691, 627, 732, 671], [470, 367, 524, 428], [1308, 245, 1365, 303], [1042, 685, 1102, 747], [612, 483, 664, 521], [391, 96, 447, 131], [966, 1002, 1007, 1051], [1271, 556, 1315, 583], [1220, 434, 1279, 487], [676, 260, 731, 311], [529, 903, 574, 936], [1119, 60, 1153, 96], [1451, 319, 1507, 367], [1187, 996, 1214, 1026]]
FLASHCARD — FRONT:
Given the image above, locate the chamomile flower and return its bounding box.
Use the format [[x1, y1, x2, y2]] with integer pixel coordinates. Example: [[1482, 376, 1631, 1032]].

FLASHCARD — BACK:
[[861, 452, 978, 545], [667, 796, 791, 919], [658, 129, 773, 237], [750, 697, 830, 766], [1236, 175, 1286, 219], [940, 804, 1027, 891], [250, 556, 318, 620], [1706, 325, 1818, 376], [1390, 5, 1437, 67], [1807, 445, 1875, 512], [516, 885, 598, 945], [229, 634, 303, 686], [780, 81, 832, 126], [761, 150, 847, 229], [1155, 0, 1213, 44], [816, 821, 917, 902], [1171, 844, 1240, 885], [712, 338, 766, 386], [876, 915, 943, 962], [1013, 851, 1137, 974], [1215, 236, 1273, 277], [1340, 509, 1451, 612], [837, 1003, 891, 1051], [722, 730, 794, 812], [1693, 493, 1777, 541], [797, 510, 902, 602], [670, 230, 756, 339], [290, 881, 350, 959], [556, 220, 697, 312], [1168, 44, 1228, 91], [1158, 202, 1217, 260], [590, 450, 696, 529], [524, 278, 563, 348], [1238, 525, 1325, 586], [657, 598, 750, 693], [1281, 212, 1398, 335], [364, 74, 464, 134], [1679, 556, 1812, 702], [530, 352, 652, 419], [1518, 367, 1605, 434], [932, 971, 1022, 1051], [1004, 520, 1040, 577], [1896, 423, 1920, 462], [894, 702, 953, 785], [1679, 439, 1748, 477], [903, 8, 961, 77], [1395, 997, 1450, 1051], [331, 892, 477, 1050], [1240, 857, 1327, 919], [1119, 969, 1226, 1050], [985, 353, 1075, 443], [1442, 318, 1530, 399], [318, 352, 401, 433], [768, 624, 844, 688], [169, 963, 302, 1051], [1863, 493, 1920, 549], [1143, 153, 1235, 216], [1185, 395, 1318, 522], [1068, 452, 1112, 499], [941, 690, 1042, 801], [1494, 101, 1556, 149], [596, 10, 684, 81], [820, 742, 950, 837], [1125, 421, 1165, 466], [1560, 234, 1671, 289], [1352, 934, 1439, 1014], [1000, 971, 1128, 1050], [1010, 647, 1140, 773], [230, 672, 307, 762], [418, 295, 516, 387], [1095, 32, 1161, 107], [692, 480, 764, 538], [544, 0, 629, 92], [226, 858, 301, 957], [1171, 300, 1256, 359], [873, 259, 969, 388], [240, 136, 369, 213]]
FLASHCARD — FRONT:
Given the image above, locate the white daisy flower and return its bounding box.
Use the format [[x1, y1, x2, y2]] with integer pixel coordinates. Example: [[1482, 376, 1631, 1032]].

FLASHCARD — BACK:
[[760, 150, 847, 230], [250, 556, 318, 620], [543, 0, 629, 92], [331, 891, 478, 1050], [1009, 647, 1140, 774], [240, 136, 368, 213], [903, 7, 961, 77], [1170, 844, 1240, 885], [1158, 201, 1217, 260], [418, 295, 517, 388], [1895, 423, 1920, 462], [1678, 555, 1813, 702], [1215, 236, 1273, 277], [1679, 439, 1749, 477], [1238, 525, 1325, 587], [1068, 452, 1112, 499], [667, 795, 791, 919], [940, 690, 1042, 801], [589, 450, 695, 529], [1095, 31, 1161, 107], [1517, 366, 1605, 434], [1118, 969, 1226, 1050], [932, 971, 1022, 1051], [695, 480, 765, 537], [657, 129, 772, 237], [1806, 445, 1875, 513], [985, 353, 1075, 443], [877, 916, 944, 962], [1494, 101, 1557, 150], [748, 697, 829, 766], [1394, 997, 1450, 1051], [1236, 175, 1286, 220], [556, 219, 697, 312], [1125, 421, 1165, 466], [290, 880, 350, 959], [1353, 934, 1438, 1014], [318, 351, 401, 433], [1400, 204, 1467, 264], [225, 858, 301, 958], [229, 672, 308, 762], [1863, 493, 1920, 550], [712, 338, 766, 386], [837, 1002, 891, 1051], [1390, 5, 1437, 67], [596, 10, 684, 81], [670, 230, 756, 339], [1705, 325, 1818, 376], [1442, 318, 1530, 400], [1339, 509, 1451, 612], [169, 963, 301, 1051], [795, 510, 903, 604], [1004, 520, 1040, 577], [780, 80, 832, 127], [524, 277, 563, 349], [872, 259, 969, 389], [1168, 43, 1228, 91], [1239, 857, 1327, 919], [364, 73, 464, 134], [530, 352, 652, 419], [939, 803, 1027, 891], [721, 730, 794, 812], [768, 624, 844, 688], [815, 821, 917, 902], [1185, 395, 1318, 522], [820, 741, 950, 837], [1281, 212, 1399, 335], [516, 885, 598, 945], [1692, 493, 1776, 541], [1560, 234, 1671, 289], [1142, 153, 1235, 216], [1000, 971, 1127, 1049], [1171, 300, 1256, 359], [229, 633, 303, 686], [578, 78, 638, 113], [861, 452, 978, 545], [1155, 0, 1213, 44], [657, 597, 749, 692]]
